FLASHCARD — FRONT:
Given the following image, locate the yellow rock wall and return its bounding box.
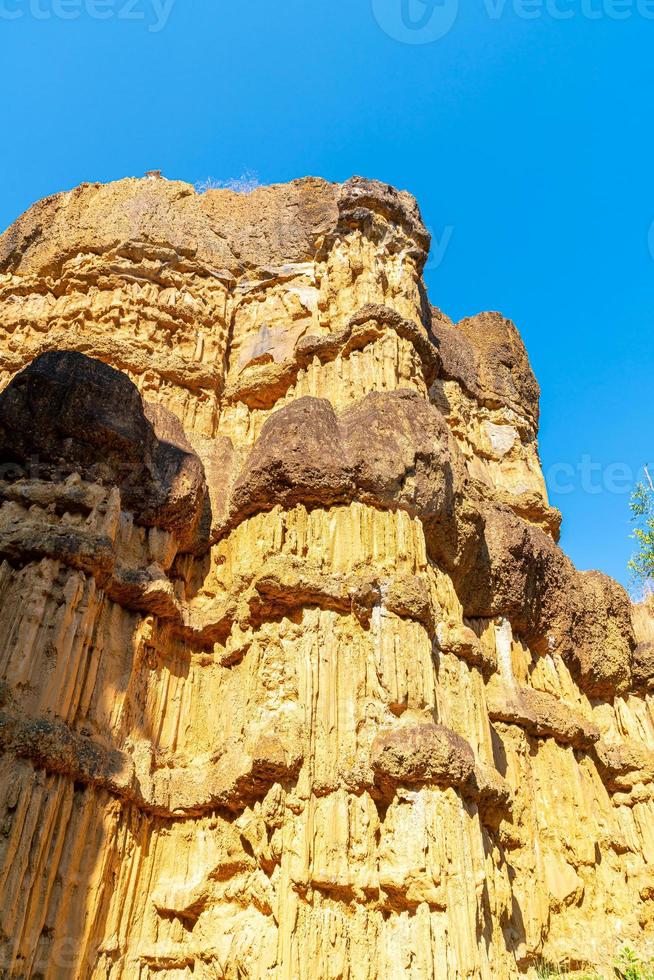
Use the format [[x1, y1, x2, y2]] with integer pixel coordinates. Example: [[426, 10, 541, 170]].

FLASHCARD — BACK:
[[0, 175, 650, 978]]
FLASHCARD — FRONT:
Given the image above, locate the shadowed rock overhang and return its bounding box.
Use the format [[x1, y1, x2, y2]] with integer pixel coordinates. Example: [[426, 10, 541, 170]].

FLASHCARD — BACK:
[[0, 174, 649, 979]]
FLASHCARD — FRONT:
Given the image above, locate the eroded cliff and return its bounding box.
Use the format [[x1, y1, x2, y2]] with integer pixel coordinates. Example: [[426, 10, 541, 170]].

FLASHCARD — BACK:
[[0, 174, 650, 978]]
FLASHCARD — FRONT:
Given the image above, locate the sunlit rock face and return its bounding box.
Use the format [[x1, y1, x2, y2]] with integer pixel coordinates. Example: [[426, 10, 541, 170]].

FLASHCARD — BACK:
[[0, 174, 650, 979]]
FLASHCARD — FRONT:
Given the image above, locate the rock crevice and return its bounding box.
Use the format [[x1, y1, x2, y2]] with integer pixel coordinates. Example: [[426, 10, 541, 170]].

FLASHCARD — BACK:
[[0, 175, 649, 979]]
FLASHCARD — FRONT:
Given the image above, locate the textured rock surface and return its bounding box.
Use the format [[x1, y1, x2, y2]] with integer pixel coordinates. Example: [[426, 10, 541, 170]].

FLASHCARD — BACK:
[[0, 173, 650, 978]]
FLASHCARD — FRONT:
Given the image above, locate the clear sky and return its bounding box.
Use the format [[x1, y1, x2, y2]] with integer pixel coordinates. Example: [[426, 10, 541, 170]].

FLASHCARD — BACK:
[[0, 0, 651, 590]]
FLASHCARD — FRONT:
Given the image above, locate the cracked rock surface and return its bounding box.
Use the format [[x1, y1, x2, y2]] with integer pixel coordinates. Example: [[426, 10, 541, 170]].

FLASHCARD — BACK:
[[0, 174, 650, 979]]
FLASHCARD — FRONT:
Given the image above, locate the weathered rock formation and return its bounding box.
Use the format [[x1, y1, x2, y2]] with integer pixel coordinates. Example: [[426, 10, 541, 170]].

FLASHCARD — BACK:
[[0, 174, 650, 978]]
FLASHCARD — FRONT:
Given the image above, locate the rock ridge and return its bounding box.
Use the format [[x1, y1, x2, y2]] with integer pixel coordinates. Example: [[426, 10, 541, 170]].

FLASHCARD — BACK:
[[0, 175, 649, 979]]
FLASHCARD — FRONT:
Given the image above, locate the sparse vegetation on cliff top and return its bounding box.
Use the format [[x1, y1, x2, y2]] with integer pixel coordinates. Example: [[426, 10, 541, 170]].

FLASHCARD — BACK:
[[629, 466, 654, 596], [536, 945, 654, 980]]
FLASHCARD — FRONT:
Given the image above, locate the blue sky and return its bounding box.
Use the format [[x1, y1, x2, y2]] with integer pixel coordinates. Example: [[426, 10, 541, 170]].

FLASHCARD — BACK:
[[0, 0, 651, 590]]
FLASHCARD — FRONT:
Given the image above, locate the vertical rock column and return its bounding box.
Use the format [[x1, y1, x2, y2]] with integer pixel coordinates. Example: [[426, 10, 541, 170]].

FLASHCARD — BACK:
[[0, 175, 650, 978], [104, 183, 517, 979]]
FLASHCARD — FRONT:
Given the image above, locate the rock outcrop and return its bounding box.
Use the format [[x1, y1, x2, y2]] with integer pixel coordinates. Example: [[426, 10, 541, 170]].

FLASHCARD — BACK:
[[0, 174, 650, 978]]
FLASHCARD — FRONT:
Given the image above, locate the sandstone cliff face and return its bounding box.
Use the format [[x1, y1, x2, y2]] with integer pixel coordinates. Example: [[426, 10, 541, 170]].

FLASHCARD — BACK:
[[0, 174, 650, 979]]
